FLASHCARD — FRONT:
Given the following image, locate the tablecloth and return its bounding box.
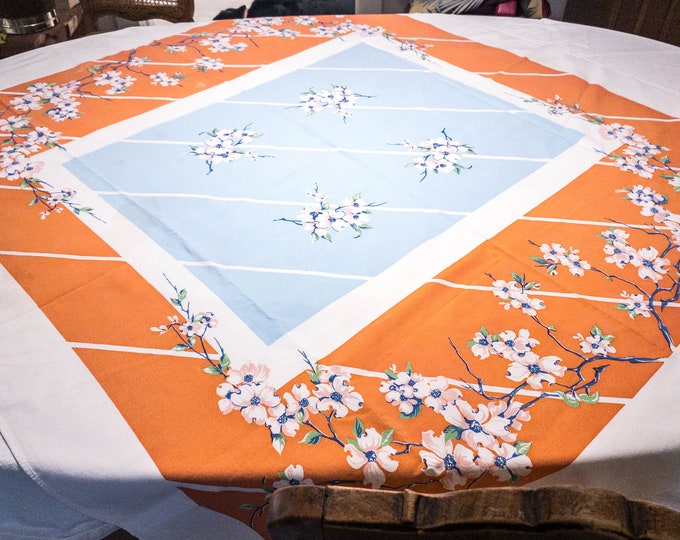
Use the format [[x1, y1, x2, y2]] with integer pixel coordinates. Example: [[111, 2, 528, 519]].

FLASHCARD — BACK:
[[1, 13, 679, 539]]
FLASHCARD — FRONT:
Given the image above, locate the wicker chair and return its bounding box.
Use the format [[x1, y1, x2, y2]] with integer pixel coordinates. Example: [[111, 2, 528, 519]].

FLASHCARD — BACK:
[[79, 0, 194, 34]]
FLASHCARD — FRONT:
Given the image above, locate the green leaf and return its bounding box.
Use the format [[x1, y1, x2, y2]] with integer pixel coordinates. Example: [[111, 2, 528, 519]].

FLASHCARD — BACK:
[[219, 353, 231, 371], [591, 324, 603, 336], [202, 365, 222, 375], [172, 344, 188, 352], [578, 391, 600, 405], [278, 471, 288, 480], [444, 425, 464, 441], [531, 256, 548, 265], [556, 391, 580, 408], [515, 441, 532, 455], [307, 370, 320, 384], [346, 437, 362, 452], [406, 361, 413, 375], [511, 272, 524, 284], [384, 369, 397, 380], [399, 403, 422, 419], [178, 288, 188, 300], [300, 431, 322, 445], [28, 198, 38, 206], [380, 428, 395, 447], [353, 418, 364, 438], [480, 326, 489, 337], [188, 336, 196, 348]]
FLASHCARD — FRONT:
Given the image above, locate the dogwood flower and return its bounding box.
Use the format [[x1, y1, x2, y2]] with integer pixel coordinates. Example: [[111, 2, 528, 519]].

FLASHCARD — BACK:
[[599, 122, 635, 142], [283, 383, 319, 421], [314, 376, 363, 418], [469, 330, 496, 359], [423, 376, 462, 413], [505, 293, 545, 316], [9, 93, 43, 112], [488, 400, 531, 432], [265, 403, 300, 437], [561, 249, 591, 277], [603, 240, 637, 269], [491, 279, 523, 300], [618, 291, 651, 318], [630, 246, 669, 282], [379, 368, 428, 416], [230, 384, 280, 425], [273, 464, 314, 489], [227, 362, 270, 386], [441, 400, 514, 447], [192, 56, 225, 72], [178, 319, 204, 337], [216, 381, 239, 414], [574, 332, 616, 356], [539, 242, 568, 264], [477, 442, 532, 482], [345, 427, 398, 488], [419, 430, 481, 489], [491, 329, 539, 361], [506, 353, 566, 389]]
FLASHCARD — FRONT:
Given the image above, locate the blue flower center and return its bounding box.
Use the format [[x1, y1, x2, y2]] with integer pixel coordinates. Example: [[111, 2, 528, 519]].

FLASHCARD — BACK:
[[289, 478, 300, 486], [277, 414, 288, 425], [330, 391, 343, 402], [528, 364, 541, 374], [468, 420, 483, 433], [431, 389, 442, 399], [250, 396, 261, 406], [244, 374, 254, 383], [299, 398, 309, 408], [494, 456, 507, 469], [443, 454, 456, 470], [365, 450, 377, 463]]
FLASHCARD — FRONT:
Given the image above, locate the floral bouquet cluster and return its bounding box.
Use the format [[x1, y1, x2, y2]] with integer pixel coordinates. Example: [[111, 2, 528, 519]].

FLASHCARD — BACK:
[[297, 84, 370, 121], [278, 185, 380, 241], [401, 128, 475, 181], [190, 126, 266, 173]]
